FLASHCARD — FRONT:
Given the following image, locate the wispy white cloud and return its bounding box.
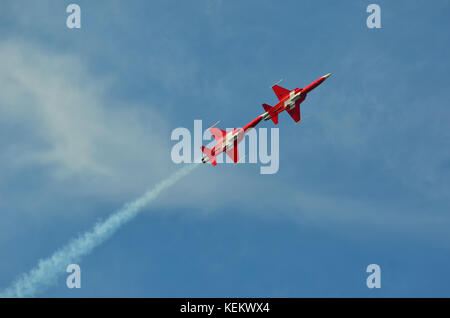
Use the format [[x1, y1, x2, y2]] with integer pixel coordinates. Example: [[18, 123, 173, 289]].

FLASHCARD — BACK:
[[0, 40, 170, 186]]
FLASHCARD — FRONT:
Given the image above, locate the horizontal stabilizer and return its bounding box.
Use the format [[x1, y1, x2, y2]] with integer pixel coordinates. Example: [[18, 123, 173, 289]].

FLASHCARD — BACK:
[[201, 146, 217, 166], [262, 103, 278, 125]]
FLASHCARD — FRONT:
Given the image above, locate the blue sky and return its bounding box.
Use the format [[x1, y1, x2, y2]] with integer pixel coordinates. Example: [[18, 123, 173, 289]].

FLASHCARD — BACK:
[[0, 0, 449, 297]]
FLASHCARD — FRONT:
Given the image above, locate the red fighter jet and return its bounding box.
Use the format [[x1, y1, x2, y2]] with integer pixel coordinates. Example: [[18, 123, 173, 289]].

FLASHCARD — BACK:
[[201, 115, 263, 166], [262, 73, 331, 124], [201, 73, 331, 166]]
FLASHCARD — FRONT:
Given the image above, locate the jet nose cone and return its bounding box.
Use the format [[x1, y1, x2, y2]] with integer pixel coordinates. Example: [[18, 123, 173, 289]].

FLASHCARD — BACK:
[[323, 73, 332, 79]]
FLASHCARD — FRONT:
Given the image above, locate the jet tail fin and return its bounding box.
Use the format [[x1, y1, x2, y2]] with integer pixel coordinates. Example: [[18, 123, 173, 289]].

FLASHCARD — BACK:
[[262, 103, 278, 125], [201, 146, 217, 166]]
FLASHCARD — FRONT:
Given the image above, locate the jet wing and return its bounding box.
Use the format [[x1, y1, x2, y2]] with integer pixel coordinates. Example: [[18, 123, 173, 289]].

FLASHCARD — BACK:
[[209, 127, 227, 142], [225, 140, 239, 163], [272, 85, 290, 101], [287, 101, 301, 123]]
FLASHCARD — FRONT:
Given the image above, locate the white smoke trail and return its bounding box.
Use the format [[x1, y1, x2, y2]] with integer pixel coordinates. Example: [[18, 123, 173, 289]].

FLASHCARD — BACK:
[[0, 164, 199, 298]]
